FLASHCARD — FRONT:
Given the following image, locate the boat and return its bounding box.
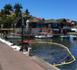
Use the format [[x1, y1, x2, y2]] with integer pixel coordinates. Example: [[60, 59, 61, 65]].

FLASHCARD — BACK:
[[35, 34, 53, 39]]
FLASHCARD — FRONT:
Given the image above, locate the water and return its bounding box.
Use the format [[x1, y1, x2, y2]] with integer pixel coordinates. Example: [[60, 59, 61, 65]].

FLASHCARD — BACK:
[[31, 43, 72, 65], [30, 37, 77, 70], [52, 37, 77, 70]]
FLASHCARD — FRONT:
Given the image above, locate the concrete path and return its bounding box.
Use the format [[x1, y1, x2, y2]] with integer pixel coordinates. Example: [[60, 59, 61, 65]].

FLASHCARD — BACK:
[[0, 42, 59, 70]]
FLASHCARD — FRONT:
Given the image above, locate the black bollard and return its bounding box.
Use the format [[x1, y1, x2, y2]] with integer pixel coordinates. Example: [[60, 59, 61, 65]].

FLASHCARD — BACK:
[[20, 43, 29, 52]]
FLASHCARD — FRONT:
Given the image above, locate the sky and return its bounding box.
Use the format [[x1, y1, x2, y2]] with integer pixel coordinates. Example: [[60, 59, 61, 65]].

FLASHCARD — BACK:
[[0, 0, 77, 20]]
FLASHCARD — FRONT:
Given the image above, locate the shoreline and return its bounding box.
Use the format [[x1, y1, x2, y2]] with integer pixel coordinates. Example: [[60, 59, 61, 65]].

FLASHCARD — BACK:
[[0, 37, 60, 70]]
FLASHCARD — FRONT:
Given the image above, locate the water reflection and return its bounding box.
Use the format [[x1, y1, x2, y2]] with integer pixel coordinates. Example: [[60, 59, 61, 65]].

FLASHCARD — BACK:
[[52, 37, 71, 48]]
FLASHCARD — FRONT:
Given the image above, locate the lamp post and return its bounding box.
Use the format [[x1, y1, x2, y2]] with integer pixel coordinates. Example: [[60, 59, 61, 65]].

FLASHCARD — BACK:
[[19, 12, 29, 52], [19, 12, 24, 51]]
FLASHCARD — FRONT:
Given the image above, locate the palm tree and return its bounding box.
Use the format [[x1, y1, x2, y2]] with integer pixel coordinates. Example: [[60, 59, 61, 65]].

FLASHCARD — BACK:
[[0, 4, 13, 28], [25, 9, 30, 16], [3, 4, 13, 15], [14, 3, 22, 17], [24, 9, 32, 20], [0, 4, 15, 28]]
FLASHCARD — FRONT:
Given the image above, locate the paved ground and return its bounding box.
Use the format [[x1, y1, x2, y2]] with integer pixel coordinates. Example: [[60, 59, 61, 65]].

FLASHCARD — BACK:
[[0, 42, 59, 70]]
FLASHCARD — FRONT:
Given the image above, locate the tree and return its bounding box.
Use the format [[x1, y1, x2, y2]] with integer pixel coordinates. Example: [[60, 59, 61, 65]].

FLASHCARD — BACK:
[[0, 9, 5, 16], [25, 9, 30, 16], [14, 3, 22, 17], [0, 4, 16, 28], [3, 4, 13, 15], [24, 9, 32, 21], [0, 4, 13, 28], [0, 9, 6, 27]]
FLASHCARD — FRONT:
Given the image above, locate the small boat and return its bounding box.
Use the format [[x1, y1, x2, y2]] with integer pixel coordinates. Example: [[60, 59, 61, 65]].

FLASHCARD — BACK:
[[35, 35, 53, 39]]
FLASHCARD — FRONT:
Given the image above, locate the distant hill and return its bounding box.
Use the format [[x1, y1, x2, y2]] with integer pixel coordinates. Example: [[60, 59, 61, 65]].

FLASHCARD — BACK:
[[29, 16, 77, 25]]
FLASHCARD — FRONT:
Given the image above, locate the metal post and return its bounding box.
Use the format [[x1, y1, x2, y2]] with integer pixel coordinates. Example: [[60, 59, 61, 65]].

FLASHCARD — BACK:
[[20, 13, 24, 51], [20, 12, 29, 52]]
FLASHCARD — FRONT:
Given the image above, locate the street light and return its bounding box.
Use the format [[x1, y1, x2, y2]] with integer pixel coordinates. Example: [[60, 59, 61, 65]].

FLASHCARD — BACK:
[[19, 12, 30, 52], [19, 12, 25, 51]]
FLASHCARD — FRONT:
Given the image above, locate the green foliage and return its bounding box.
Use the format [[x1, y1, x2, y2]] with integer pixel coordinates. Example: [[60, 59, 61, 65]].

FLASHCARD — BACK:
[[14, 3, 22, 17], [0, 3, 22, 28], [45, 19, 56, 23], [56, 18, 67, 23], [3, 4, 13, 15], [25, 9, 30, 15]]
